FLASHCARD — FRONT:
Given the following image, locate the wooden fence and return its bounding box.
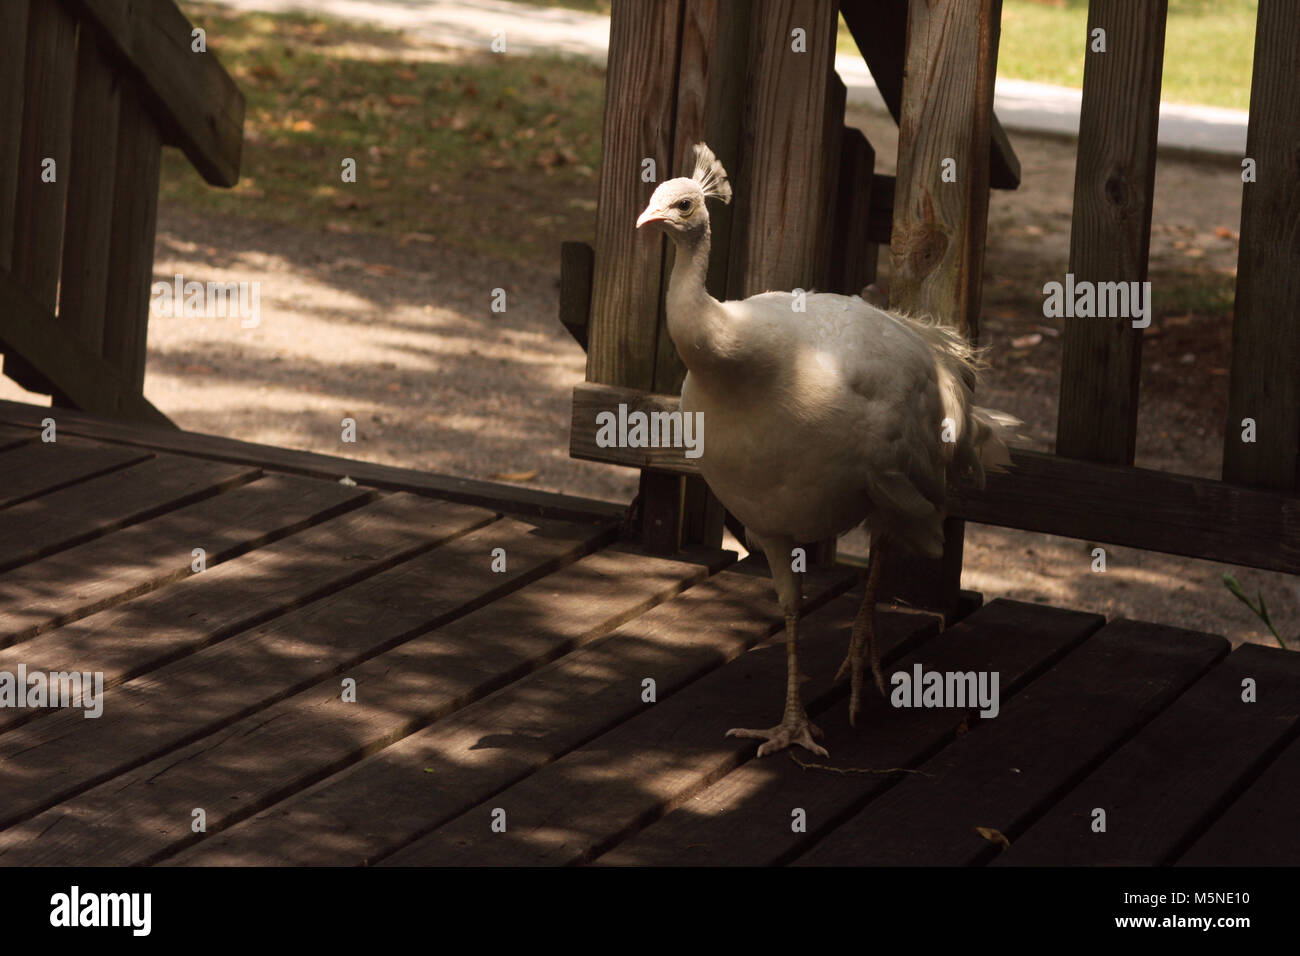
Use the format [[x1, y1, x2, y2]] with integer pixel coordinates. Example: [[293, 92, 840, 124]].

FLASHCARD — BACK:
[[564, 0, 1300, 613], [0, 0, 244, 426]]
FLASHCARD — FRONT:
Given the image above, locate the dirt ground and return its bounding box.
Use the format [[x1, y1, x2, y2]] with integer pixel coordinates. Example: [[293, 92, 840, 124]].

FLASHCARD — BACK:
[[4, 105, 1293, 648]]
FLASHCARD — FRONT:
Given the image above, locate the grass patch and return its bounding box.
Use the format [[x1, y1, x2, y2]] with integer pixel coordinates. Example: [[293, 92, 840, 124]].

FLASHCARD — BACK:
[[163, 4, 606, 265], [838, 0, 1256, 109]]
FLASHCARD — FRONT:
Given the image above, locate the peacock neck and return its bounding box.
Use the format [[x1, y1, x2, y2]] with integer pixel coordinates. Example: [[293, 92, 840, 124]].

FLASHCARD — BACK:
[[665, 224, 728, 374]]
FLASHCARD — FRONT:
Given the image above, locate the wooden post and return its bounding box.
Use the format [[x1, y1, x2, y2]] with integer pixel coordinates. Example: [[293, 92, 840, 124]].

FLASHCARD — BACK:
[[0, 0, 29, 274], [883, 0, 1003, 617], [1055, 0, 1167, 466], [1222, 0, 1300, 492], [828, 127, 878, 295]]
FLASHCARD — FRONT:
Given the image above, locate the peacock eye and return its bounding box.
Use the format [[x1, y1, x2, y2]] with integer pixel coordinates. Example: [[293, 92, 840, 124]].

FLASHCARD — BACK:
[[675, 199, 692, 212]]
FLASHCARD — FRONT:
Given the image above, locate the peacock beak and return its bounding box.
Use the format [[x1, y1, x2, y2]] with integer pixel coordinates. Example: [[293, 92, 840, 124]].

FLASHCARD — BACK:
[[636, 207, 666, 229]]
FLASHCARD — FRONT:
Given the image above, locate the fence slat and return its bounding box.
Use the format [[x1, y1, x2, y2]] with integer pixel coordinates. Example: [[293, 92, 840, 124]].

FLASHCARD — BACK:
[[102, 85, 162, 398], [828, 127, 877, 295], [585, 0, 683, 392], [1055, 0, 1167, 466], [58, 27, 122, 352], [726, 0, 840, 298], [0, 0, 30, 273], [1222, 0, 1300, 491]]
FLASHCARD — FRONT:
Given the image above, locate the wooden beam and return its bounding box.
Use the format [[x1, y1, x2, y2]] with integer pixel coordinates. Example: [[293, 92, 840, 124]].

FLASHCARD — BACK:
[[585, 0, 683, 391], [840, 0, 1020, 190], [0, 0, 30, 272], [71, 0, 244, 187], [571, 382, 702, 475], [1222, 0, 1300, 491], [950, 448, 1300, 577], [727, 0, 841, 299], [1055, 0, 1167, 465], [558, 241, 593, 351], [0, 265, 173, 427], [58, 27, 123, 351], [569, 386, 1300, 574]]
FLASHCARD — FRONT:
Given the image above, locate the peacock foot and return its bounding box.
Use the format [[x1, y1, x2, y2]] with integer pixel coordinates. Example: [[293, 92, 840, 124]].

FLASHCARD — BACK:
[[726, 713, 827, 758], [835, 648, 887, 728]]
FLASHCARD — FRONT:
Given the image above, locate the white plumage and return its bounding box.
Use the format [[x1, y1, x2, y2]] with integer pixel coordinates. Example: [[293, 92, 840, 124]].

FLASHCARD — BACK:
[[637, 143, 1019, 756]]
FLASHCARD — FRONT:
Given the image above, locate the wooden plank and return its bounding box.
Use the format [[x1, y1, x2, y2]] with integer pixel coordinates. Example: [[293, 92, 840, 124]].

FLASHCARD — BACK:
[[1222, 0, 1300, 491], [638, 468, 684, 554], [828, 127, 878, 295], [5, 547, 731, 865], [0, 516, 612, 832], [585, 0, 683, 391], [1055, 0, 1167, 465], [0, 268, 175, 426], [0, 398, 623, 522], [0, 0, 30, 271], [380, 587, 936, 865], [0, 473, 368, 648], [839, 0, 1020, 190], [815, 72, 847, 292], [72, 0, 245, 187], [0, 494, 497, 736], [4, 0, 77, 397], [0, 438, 150, 508], [558, 240, 593, 350], [951, 447, 1300, 575], [1179, 731, 1300, 866], [726, 0, 840, 299], [866, 172, 894, 244], [571, 382, 702, 475], [793, 619, 1226, 865], [103, 85, 162, 396], [599, 600, 1101, 865], [0, 428, 33, 453], [0, 454, 259, 570], [994, 643, 1300, 866], [162, 559, 856, 866], [57, 27, 122, 351]]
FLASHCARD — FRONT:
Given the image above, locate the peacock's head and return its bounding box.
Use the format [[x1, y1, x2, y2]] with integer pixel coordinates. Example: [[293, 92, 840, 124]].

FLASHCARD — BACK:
[[636, 142, 731, 237]]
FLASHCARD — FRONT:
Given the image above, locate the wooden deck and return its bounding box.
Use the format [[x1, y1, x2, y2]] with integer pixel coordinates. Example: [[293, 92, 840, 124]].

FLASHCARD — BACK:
[[0, 398, 1296, 867]]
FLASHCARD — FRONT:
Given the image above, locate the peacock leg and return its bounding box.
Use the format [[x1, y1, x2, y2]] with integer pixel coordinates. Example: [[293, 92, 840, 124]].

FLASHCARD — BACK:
[[727, 611, 828, 757], [837, 534, 889, 726]]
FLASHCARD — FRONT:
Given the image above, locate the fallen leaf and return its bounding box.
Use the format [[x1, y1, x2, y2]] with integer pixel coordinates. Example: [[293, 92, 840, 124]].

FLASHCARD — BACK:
[[1214, 226, 1236, 239], [387, 94, 420, 107], [385, 383, 402, 392], [183, 364, 214, 374], [1033, 324, 1060, 338], [325, 222, 355, 234], [1011, 333, 1042, 349], [290, 118, 315, 132], [398, 232, 436, 245], [363, 263, 399, 276], [338, 476, 358, 487], [395, 69, 418, 82], [974, 826, 1011, 850], [490, 470, 539, 482]]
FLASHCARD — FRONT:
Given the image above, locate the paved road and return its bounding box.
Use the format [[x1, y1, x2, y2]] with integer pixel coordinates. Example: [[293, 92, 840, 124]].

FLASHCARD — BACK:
[[201, 0, 1248, 156]]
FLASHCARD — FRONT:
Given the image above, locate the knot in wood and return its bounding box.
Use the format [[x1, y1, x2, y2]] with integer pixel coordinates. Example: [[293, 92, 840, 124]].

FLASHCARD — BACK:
[[891, 220, 949, 280]]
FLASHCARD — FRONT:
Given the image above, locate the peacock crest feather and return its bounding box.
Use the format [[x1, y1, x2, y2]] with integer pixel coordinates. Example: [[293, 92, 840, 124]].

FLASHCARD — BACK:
[[691, 143, 732, 205]]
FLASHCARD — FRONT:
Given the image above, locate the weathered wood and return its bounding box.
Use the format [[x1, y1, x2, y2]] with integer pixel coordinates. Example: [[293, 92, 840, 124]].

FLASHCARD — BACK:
[[585, 0, 683, 391], [951, 447, 1300, 576], [0, 438, 149, 508], [815, 72, 847, 291], [165, 559, 855, 866], [0, 397, 625, 523], [0, 494, 497, 736], [103, 85, 162, 396], [828, 127, 878, 295], [570, 382, 703, 475], [794, 619, 1227, 865], [1055, 0, 1167, 465], [57, 26, 122, 351], [382, 587, 933, 865], [1222, 0, 1300, 491], [639, 468, 684, 554], [726, 0, 840, 299], [0, 473, 367, 648], [4, 0, 77, 397], [600, 600, 1100, 865], [72, 0, 245, 187], [0, 0, 30, 271], [839, 0, 1020, 190], [0, 268, 174, 426], [681, 474, 724, 549], [866, 172, 894, 244], [558, 241, 594, 350], [7, 547, 728, 865], [0, 515, 612, 833], [0, 454, 261, 571], [995, 642, 1300, 866], [1179, 731, 1300, 866]]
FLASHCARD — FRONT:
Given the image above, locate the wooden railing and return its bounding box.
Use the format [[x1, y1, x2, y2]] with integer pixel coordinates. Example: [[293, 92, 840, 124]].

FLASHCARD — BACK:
[[565, 0, 1300, 605], [0, 0, 244, 425]]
